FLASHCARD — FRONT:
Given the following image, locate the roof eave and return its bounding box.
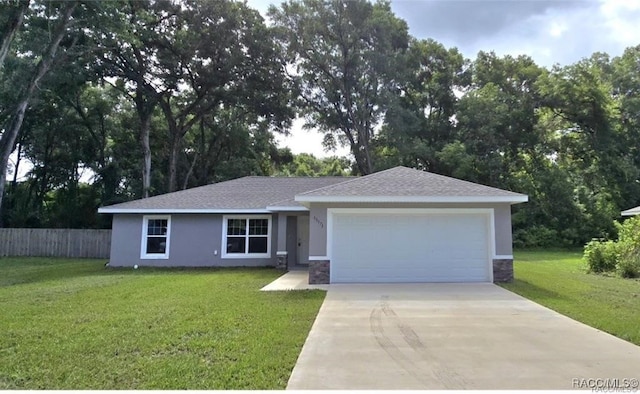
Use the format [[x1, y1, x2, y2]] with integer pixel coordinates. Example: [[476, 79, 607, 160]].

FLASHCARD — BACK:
[[264, 206, 309, 212], [97, 208, 274, 214], [293, 195, 529, 204]]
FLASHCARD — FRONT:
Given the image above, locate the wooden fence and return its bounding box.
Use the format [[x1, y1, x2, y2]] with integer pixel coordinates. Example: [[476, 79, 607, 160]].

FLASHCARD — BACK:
[[0, 228, 111, 258]]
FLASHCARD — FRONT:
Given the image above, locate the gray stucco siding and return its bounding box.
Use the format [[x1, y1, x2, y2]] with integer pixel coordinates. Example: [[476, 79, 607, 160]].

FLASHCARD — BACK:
[[108, 213, 278, 267], [307, 202, 515, 258]]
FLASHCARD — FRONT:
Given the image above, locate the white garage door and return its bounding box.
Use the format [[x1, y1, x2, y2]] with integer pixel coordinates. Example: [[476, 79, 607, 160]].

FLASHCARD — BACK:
[[330, 210, 492, 283]]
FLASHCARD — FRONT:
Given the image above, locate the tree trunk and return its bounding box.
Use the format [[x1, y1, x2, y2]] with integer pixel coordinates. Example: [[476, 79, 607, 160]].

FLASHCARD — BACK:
[[167, 134, 181, 192], [12, 143, 21, 186], [140, 113, 152, 198], [0, 0, 29, 68], [133, 84, 157, 199], [0, 1, 77, 226], [351, 143, 370, 176]]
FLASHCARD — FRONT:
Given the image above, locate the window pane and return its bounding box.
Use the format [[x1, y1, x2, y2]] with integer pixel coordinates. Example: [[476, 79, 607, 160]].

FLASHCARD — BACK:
[[226, 236, 246, 254], [227, 219, 246, 235], [148, 219, 167, 236], [146, 237, 167, 254], [249, 219, 268, 235], [248, 237, 268, 253]]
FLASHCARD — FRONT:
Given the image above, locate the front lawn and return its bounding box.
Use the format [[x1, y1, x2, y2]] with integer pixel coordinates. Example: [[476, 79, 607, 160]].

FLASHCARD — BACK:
[[0, 258, 324, 389], [501, 250, 640, 346]]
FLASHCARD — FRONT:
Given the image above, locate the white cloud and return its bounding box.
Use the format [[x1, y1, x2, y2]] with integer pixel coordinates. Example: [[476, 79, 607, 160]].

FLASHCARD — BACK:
[[601, 0, 640, 46]]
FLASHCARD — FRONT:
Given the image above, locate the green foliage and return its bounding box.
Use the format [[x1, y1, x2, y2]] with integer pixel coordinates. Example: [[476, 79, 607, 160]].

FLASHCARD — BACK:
[[513, 225, 559, 249], [616, 253, 640, 278], [582, 216, 640, 278], [273, 153, 350, 177], [583, 239, 618, 273], [269, 0, 409, 174], [2, 0, 640, 247], [613, 216, 640, 278], [0, 258, 325, 389]]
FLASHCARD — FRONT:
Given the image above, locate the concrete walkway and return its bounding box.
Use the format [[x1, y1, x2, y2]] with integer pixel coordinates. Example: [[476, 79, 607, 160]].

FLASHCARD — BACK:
[[260, 270, 329, 291], [287, 283, 640, 390]]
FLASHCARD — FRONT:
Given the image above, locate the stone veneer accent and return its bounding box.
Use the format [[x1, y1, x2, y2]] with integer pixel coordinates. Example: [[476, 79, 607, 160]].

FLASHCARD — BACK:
[[276, 252, 288, 271], [493, 258, 514, 282], [309, 260, 330, 284]]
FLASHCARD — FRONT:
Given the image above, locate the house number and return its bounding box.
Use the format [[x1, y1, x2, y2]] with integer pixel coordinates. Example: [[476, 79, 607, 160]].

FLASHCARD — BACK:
[[313, 216, 324, 228]]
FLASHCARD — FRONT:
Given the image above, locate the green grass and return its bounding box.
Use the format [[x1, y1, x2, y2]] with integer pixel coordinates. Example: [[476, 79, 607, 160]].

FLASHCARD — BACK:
[[500, 250, 640, 346], [0, 258, 325, 389]]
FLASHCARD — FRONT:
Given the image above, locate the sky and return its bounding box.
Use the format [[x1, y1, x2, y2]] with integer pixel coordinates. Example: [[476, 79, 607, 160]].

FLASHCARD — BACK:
[[248, 0, 640, 158]]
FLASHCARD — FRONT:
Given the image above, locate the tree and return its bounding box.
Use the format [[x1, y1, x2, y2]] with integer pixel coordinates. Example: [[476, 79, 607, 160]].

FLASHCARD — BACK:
[[95, 0, 293, 194], [153, 0, 293, 192], [273, 152, 350, 176], [0, 0, 78, 226], [377, 38, 469, 172], [451, 52, 544, 187], [91, 0, 166, 198], [0, 0, 30, 68], [611, 45, 640, 210], [269, 0, 409, 175]]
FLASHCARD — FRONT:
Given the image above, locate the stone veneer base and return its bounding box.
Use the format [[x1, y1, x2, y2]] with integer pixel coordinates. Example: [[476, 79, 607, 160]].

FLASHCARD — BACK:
[[493, 258, 514, 282], [309, 260, 330, 284], [276, 253, 288, 271], [307, 259, 513, 284]]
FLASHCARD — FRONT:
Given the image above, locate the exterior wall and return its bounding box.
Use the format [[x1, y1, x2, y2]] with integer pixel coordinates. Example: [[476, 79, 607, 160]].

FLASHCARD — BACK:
[[307, 202, 515, 258], [309, 205, 328, 257], [109, 213, 278, 267], [493, 205, 513, 256], [276, 213, 287, 252]]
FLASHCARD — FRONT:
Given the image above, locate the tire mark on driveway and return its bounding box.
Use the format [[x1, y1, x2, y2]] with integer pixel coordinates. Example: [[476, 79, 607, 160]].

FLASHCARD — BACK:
[[370, 296, 471, 389]]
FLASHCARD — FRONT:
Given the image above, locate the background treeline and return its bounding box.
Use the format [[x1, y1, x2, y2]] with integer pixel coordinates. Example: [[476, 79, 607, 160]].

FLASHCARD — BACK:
[[1, 0, 639, 248]]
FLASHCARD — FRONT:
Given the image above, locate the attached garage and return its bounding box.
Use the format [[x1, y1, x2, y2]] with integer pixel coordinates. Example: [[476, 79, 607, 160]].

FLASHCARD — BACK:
[[295, 167, 528, 284], [329, 209, 492, 283]]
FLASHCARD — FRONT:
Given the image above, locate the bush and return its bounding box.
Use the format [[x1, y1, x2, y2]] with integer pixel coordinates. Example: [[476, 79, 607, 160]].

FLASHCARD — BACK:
[[616, 251, 640, 278], [583, 239, 618, 273], [513, 225, 560, 248], [583, 216, 640, 279]]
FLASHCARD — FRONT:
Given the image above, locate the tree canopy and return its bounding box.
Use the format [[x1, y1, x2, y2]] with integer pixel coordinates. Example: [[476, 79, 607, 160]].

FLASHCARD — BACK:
[[1, 0, 640, 248]]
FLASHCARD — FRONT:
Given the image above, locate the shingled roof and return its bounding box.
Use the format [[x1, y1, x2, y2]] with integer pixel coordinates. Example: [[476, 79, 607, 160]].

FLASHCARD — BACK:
[[295, 166, 527, 204], [98, 166, 527, 213], [98, 176, 349, 213]]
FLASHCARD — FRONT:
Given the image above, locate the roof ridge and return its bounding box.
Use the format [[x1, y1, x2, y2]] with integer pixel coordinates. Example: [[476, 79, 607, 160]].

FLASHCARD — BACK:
[[420, 170, 523, 195], [294, 170, 377, 196], [244, 175, 355, 179], [295, 166, 426, 197]]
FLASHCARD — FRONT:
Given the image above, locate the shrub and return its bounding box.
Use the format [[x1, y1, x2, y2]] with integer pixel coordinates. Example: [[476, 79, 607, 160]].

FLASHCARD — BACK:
[[513, 225, 559, 248], [616, 251, 640, 278], [584, 216, 640, 278], [616, 216, 640, 249], [583, 239, 618, 273]]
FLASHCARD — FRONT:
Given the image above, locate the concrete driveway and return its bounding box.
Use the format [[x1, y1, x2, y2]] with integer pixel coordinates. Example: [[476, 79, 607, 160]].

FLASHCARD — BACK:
[[287, 283, 640, 390]]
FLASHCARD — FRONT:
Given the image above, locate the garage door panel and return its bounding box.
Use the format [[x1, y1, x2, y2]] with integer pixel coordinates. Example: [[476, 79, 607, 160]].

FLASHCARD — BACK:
[[331, 211, 491, 283]]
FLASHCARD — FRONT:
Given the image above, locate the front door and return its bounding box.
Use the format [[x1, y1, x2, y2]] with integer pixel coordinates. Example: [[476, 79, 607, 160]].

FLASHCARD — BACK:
[[297, 216, 310, 265]]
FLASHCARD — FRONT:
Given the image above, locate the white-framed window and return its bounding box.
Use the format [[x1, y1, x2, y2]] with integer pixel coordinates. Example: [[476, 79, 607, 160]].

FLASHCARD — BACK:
[[140, 215, 171, 259], [222, 215, 271, 259]]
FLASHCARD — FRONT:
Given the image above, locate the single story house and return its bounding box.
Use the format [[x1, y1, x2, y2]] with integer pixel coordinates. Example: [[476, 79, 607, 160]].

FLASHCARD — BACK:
[[98, 166, 528, 284]]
